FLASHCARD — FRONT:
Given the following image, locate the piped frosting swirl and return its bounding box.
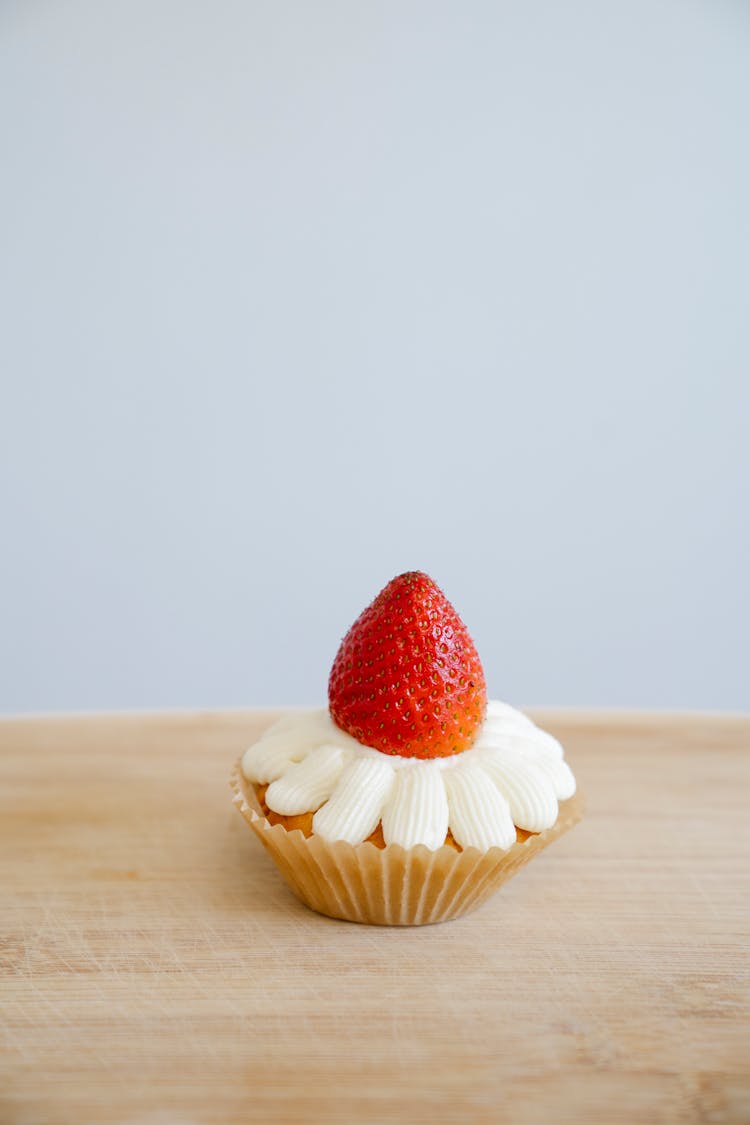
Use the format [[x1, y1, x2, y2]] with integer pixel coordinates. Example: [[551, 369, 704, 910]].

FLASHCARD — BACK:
[[241, 701, 575, 852]]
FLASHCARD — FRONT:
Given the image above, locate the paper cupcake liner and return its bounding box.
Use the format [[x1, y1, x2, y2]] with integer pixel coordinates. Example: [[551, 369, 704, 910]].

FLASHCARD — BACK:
[[231, 762, 582, 926]]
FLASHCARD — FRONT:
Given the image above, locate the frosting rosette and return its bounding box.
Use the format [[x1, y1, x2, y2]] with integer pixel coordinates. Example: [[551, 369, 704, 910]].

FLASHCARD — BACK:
[[241, 701, 576, 853]]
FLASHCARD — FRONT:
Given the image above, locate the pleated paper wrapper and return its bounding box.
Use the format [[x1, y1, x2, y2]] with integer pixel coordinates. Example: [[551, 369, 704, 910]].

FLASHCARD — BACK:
[[231, 762, 582, 926]]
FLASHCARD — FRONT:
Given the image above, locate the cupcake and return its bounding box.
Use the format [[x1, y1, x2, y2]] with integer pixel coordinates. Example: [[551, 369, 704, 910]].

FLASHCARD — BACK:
[[232, 571, 581, 925]]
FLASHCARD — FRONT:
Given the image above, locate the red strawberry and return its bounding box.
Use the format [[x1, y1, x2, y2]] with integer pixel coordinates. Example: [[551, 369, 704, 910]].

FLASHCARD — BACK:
[[328, 571, 487, 759]]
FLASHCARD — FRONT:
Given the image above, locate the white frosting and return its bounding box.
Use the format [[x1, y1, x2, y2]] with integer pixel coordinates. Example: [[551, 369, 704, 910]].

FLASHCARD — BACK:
[[313, 758, 394, 845], [443, 761, 517, 851], [241, 700, 576, 853], [381, 763, 448, 851]]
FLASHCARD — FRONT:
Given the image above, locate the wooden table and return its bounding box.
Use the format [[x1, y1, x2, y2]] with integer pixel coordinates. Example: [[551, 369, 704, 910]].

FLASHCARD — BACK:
[[1, 710, 748, 1124]]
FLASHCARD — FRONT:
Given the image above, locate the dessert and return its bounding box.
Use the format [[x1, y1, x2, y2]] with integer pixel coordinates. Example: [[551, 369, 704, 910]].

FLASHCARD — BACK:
[[232, 571, 581, 925]]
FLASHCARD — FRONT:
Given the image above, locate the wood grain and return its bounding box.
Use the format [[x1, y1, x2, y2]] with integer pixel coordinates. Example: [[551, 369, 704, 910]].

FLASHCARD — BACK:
[[1, 709, 748, 1125]]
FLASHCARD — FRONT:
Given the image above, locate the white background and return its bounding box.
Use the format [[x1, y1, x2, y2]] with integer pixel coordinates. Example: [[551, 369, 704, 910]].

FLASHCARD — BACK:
[[1, 0, 748, 713]]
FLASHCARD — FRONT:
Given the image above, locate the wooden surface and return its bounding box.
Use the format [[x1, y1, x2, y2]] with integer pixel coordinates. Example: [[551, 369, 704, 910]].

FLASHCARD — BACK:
[[1, 709, 748, 1125]]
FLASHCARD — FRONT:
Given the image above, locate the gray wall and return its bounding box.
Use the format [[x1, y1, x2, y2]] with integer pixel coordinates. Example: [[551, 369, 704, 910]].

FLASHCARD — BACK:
[[1, 0, 748, 714]]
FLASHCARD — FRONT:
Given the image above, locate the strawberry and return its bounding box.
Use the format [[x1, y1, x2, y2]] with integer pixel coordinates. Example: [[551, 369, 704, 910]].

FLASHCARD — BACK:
[[328, 571, 487, 759]]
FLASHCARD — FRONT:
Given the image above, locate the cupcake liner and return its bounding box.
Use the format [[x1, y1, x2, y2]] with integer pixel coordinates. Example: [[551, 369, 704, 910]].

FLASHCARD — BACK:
[[231, 762, 582, 926]]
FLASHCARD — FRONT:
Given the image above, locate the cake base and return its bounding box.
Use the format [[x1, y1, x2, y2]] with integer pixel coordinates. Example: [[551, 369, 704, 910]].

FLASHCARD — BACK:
[[231, 762, 583, 926]]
